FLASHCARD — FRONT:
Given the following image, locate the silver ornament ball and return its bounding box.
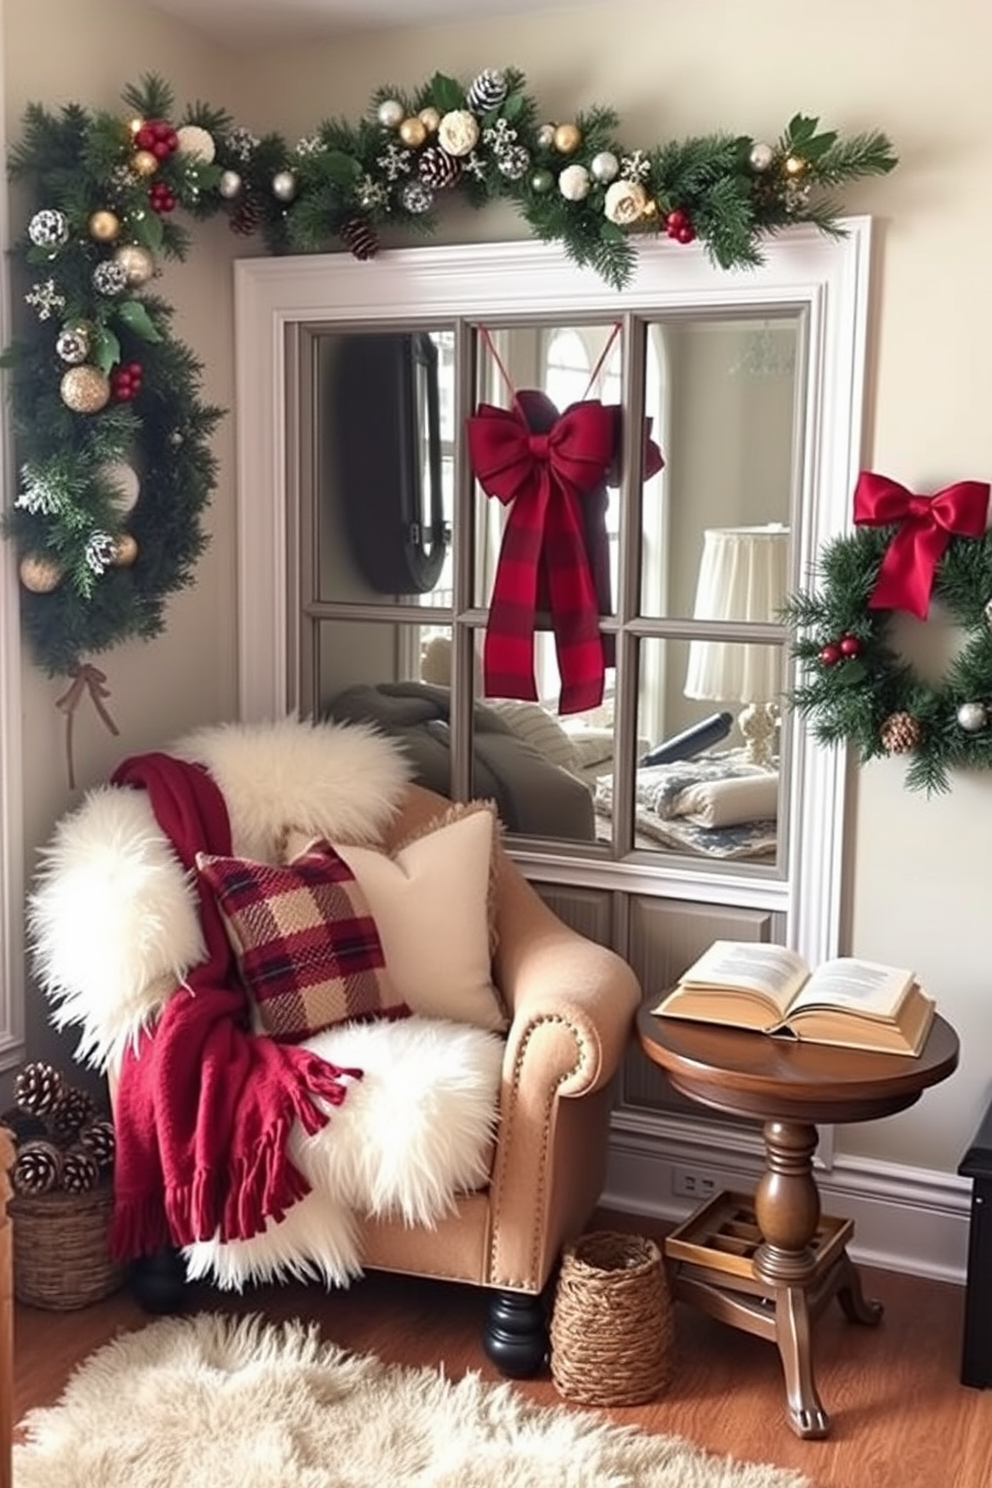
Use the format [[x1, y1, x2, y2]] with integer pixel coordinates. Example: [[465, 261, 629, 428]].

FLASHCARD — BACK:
[[272, 170, 298, 203], [590, 151, 620, 185], [218, 169, 242, 200], [377, 98, 405, 129], [749, 141, 775, 173], [957, 701, 989, 734]]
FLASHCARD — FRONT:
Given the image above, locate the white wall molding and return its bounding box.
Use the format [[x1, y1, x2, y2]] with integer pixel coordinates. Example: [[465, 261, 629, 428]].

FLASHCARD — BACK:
[[603, 1118, 971, 1286]]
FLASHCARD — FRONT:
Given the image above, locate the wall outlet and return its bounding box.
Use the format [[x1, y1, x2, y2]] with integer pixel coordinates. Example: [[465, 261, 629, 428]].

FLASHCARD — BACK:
[[671, 1166, 718, 1201]]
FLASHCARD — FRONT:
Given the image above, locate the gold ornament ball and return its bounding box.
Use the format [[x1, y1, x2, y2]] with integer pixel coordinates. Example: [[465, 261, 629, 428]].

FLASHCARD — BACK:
[[88, 209, 121, 243], [553, 122, 582, 155], [132, 149, 159, 177], [111, 533, 139, 567], [418, 106, 440, 133], [19, 554, 63, 593], [399, 116, 428, 149], [783, 154, 807, 178], [61, 365, 111, 414], [114, 243, 156, 287], [642, 198, 658, 220]]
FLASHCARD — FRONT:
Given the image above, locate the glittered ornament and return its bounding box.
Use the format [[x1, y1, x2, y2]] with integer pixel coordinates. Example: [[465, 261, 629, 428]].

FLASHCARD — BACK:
[[61, 1147, 100, 1194], [79, 1119, 116, 1170], [558, 163, 591, 202], [100, 459, 141, 512], [400, 180, 434, 214], [218, 169, 243, 200], [339, 217, 379, 260], [12, 1139, 63, 1196], [28, 209, 69, 248], [497, 145, 530, 181], [418, 145, 462, 190], [61, 364, 111, 412], [880, 711, 921, 755], [14, 1061, 66, 1116], [398, 116, 427, 149], [957, 701, 989, 733], [749, 142, 775, 172], [466, 68, 508, 114], [55, 323, 91, 365], [110, 532, 139, 567], [114, 243, 156, 287], [175, 123, 216, 162], [51, 1086, 99, 1141], [590, 151, 620, 184], [377, 98, 405, 129], [18, 553, 63, 593], [131, 149, 159, 177], [88, 209, 121, 243], [553, 122, 582, 154], [272, 170, 298, 202], [92, 260, 129, 297]]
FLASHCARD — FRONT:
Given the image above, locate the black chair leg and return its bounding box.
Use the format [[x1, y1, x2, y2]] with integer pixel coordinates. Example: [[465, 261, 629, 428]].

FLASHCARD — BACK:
[[482, 1287, 548, 1378]]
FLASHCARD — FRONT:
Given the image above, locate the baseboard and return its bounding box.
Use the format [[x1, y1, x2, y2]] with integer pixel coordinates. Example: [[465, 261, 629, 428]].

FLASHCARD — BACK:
[[602, 1110, 972, 1285]]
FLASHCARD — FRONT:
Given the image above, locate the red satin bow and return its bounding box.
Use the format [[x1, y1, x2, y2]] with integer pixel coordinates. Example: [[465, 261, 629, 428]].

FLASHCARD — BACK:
[[467, 399, 617, 713], [853, 471, 990, 618]]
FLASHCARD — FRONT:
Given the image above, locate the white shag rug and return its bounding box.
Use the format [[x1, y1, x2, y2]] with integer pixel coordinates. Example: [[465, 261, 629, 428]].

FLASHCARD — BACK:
[[14, 1313, 811, 1488]]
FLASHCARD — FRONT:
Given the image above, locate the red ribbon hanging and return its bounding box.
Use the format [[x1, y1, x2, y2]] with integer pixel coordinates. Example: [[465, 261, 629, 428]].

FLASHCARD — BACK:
[[467, 399, 617, 713], [853, 471, 990, 619]]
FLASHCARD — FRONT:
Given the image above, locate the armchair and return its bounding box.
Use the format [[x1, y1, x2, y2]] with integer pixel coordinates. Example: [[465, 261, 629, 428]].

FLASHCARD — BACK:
[[28, 718, 640, 1375]]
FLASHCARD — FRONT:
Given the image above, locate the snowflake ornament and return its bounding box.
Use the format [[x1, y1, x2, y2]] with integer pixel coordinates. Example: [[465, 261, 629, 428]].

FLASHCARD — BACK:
[[620, 150, 652, 182], [25, 280, 66, 320], [376, 142, 413, 182]]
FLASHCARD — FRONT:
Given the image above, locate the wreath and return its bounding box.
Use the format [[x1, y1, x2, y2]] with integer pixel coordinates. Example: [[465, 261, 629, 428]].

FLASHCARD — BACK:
[[2, 69, 897, 685], [783, 472, 992, 795]]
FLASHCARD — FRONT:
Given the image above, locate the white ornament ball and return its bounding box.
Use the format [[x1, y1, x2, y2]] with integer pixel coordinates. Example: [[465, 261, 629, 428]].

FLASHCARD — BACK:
[[99, 460, 141, 513], [113, 243, 156, 287], [558, 163, 592, 202], [377, 98, 405, 129], [957, 701, 989, 733], [590, 151, 620, 184], [175, 124, 216, 163], [749, 141, 775, 172], [218, 169, 242, 200], [272, 170, 298, 203]]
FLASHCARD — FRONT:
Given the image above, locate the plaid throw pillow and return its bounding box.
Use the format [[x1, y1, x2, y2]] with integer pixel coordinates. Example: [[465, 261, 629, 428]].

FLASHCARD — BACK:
[[196, 844, 404, 1043]]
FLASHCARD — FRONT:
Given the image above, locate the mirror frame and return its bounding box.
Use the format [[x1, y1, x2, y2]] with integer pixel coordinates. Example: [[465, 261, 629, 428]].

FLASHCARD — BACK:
[[234, 220, 873, 968]]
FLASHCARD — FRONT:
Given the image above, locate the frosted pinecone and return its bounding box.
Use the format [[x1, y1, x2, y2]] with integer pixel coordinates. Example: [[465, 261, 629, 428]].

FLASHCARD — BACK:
[[466, 69, 508, 115], [339, 216, 379, 260], [880, 711, 921, 755], [79, 1119, 116, 1170], [418, 145, 463, 191], [51, 1086, 99, 1141], [60, 1147, 100, 1194], [14, 1061, 66, 1117], [12, 1138, 62, 1195]]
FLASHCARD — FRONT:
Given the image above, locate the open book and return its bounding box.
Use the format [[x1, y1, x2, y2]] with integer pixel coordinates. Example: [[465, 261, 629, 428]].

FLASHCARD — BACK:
[[653, 940, 936, 1056]]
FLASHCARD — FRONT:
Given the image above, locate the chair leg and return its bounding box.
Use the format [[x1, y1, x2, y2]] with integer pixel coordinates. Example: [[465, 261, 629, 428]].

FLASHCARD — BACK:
[[128, 1246, 189, 1315], [483, 1288, 548, 1378]]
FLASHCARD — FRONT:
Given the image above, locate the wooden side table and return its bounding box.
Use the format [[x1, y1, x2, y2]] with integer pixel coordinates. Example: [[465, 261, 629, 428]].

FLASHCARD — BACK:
[[636, 1004, 959, 1440]]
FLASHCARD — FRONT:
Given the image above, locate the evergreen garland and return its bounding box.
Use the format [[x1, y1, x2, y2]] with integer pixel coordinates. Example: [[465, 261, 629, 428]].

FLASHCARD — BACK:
[[2, 68, 897, 679], [783, 527, 992, 795]]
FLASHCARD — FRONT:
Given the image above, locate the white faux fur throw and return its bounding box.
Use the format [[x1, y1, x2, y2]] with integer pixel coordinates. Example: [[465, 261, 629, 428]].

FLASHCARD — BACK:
[[27, 716, 504, 1290]]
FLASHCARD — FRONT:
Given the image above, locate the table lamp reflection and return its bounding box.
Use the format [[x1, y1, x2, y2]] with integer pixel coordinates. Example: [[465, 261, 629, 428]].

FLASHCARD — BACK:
[[684, 523, 790, 770]]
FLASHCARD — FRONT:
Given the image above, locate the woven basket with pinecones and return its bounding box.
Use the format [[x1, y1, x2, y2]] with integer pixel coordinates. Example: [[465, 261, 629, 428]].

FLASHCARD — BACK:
[[3, 1060, 124, 1308]]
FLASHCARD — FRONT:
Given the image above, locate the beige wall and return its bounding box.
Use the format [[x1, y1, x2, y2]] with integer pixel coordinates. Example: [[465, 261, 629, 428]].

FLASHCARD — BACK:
[[5, 0, 992, 1175]]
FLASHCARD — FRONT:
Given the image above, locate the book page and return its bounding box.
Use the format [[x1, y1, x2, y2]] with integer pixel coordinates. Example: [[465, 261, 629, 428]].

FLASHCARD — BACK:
[[789, 956, 915, 1020], [677, 940, 810, 1014]]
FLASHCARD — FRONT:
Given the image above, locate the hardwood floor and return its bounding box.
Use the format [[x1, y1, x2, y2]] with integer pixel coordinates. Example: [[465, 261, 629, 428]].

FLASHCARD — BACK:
[[11, 1212, 992, 1488]]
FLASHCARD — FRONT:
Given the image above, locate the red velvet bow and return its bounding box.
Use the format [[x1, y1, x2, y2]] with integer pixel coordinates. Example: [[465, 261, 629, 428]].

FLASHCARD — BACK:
[[853, 471, 990, 618], [467, 399, 616, 713]]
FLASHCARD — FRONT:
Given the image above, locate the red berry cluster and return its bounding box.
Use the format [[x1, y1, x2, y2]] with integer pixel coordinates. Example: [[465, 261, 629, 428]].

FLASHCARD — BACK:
[[148, 180, 176, 214], [818, 633, 863, 667], [664, 208, 696, 244], [111, 361, 143, 401], [134, 118, 178, 161]]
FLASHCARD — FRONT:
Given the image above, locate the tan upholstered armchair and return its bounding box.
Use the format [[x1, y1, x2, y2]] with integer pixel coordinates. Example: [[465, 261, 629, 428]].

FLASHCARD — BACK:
[[28, 720, 640, 1376]]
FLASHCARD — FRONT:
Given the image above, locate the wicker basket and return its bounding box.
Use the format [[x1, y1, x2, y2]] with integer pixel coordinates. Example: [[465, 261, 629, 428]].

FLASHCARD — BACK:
[[549, 1230, 675, 1406], [10, 1181, 125, 1309]]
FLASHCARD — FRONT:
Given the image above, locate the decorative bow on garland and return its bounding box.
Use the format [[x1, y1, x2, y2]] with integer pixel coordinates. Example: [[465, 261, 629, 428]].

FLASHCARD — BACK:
[[467, 394, 662, 713], [853, 471, 991, 618]]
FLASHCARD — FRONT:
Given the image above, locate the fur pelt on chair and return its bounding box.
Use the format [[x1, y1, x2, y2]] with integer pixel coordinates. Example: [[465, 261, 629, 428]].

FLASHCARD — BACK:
[[27, 716, 504, 1289]]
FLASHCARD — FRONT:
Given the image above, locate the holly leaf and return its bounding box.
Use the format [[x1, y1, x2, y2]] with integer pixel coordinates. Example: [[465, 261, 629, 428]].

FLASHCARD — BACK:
[[130, 210, 164, 252], [116, 299, 163, 343], [502, 92, 524, 122], [836, 657, 869, 686], [323, 150, 361, 186], [92, 325, 120, 374], [430, 72, 465, 111]]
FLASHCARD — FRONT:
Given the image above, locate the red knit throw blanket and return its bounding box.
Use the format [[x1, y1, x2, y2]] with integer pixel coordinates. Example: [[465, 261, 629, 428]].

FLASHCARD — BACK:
[[107, 751, 361, 1259]]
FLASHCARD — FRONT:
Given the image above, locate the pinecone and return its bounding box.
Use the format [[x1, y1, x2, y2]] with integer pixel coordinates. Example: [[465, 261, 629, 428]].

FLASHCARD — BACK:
[[14, 1061, 66, 1117], [50, 1086, 99, 1142], [417, 145, 463, 191], [60, 1147, 100, 1194], [466, 68, 508, 114], [79, 1119, 116, 1170], [12, 1138, 62, 1195], [339, 216, 379, 261], [229, 192, 264, 236], [880, 711, 921, 755]]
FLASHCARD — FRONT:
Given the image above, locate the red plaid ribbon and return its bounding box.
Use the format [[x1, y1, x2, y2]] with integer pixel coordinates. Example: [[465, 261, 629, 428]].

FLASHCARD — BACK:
[[467, 399, 617, 714], [853, 471, 990, 618]]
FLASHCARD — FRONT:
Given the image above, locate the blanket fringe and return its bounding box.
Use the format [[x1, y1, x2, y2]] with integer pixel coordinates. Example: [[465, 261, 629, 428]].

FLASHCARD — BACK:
[[107, 1192, 170, 1262]]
